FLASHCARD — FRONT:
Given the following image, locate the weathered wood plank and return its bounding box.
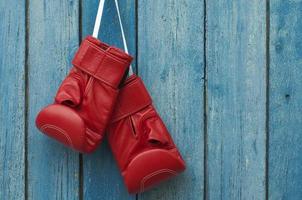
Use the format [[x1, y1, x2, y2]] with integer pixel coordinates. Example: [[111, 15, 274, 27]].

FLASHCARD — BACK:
[[28, 1, 80, 199], [0, 1, 26, 199], [206, 0, 266, 199], [81, 0, 136, 199], [137, 0, 204, 199], [269, 1, 302, 199]]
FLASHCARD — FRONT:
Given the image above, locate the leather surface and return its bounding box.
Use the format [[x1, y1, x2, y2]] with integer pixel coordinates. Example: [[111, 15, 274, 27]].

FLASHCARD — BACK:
[[108, 75, 186, 193], [36, 36, 132, 153]]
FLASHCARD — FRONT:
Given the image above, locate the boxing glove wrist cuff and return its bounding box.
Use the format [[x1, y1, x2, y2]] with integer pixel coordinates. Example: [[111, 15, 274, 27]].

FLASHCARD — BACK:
[[72, 36, 133, 88], [111, 75, 152, 122]]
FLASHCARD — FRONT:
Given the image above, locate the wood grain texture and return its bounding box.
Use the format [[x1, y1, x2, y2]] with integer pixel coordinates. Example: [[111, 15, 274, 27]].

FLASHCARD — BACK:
[[27, 1, 80, 199], [81, 0, 136, 199], [0, 1, 26, 199], [206, 0, 267, 199], [269, 1, 302, 199], [137, 0, 204, 199]]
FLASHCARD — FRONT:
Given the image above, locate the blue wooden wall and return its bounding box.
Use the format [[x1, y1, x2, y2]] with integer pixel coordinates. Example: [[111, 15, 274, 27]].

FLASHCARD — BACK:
[[0, 0, 301, 199]]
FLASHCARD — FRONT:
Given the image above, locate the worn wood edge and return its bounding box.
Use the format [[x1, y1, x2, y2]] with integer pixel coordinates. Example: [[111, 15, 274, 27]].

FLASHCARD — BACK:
[[27, 1, 80, 199], [138, 0, 205, 199], [206, 0, 266, 199], [269, 1, 302, 199], [0, 1, 26, 199]]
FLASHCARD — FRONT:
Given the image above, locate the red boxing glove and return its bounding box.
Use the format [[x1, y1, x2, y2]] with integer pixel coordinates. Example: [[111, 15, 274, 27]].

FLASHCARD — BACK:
[[108, 75, 186, 194], [36, 36, 132, 153]]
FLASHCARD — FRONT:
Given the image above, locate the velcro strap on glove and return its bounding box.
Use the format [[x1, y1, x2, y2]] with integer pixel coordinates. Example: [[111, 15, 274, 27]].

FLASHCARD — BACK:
[[72, 36, 132, 88], [111, 75, 152, 122]]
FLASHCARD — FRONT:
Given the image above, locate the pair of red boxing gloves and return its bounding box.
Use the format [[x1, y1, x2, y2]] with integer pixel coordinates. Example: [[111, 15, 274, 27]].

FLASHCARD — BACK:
[[35, 35, 186, 193]]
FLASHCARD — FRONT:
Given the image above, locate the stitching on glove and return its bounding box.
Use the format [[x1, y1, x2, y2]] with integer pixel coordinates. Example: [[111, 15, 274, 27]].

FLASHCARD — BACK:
[[40, 124, 74, 148], [140, 169, 177, 192], [83, 77, 95, 97], [85, 39, 131, 64], [75, 55, 120, 89], [86, 128, 101, 145], [128, 116, 137, 138]]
